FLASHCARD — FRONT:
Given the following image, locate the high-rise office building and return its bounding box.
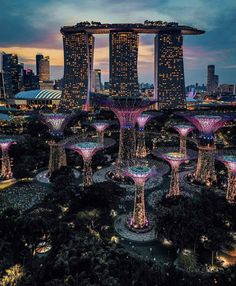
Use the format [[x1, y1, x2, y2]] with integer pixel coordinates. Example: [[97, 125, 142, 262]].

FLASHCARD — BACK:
[[91, 69, 102, 92], [109, 31, 139, 97], [207, 65, 219, 94], [154, 32, 185, 110], [22, 69, 39, 91], [2, 53, 20, 98], [38, 56, 50, 81], [36, 54, 44, 76], [60, 32, 94, 109]]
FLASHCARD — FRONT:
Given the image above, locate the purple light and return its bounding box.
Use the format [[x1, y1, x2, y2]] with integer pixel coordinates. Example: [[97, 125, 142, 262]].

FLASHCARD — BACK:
[[126, 166, 154, 185], [91, 121, 110, 132], [70, 142, 101, 160], [0, 139, 16, 151], [136, 114, 153, 130], [42, 113, 71, 137], [173, 125, 194, 137], [160, 152, 189, 168], [218, 155, 236, 173]]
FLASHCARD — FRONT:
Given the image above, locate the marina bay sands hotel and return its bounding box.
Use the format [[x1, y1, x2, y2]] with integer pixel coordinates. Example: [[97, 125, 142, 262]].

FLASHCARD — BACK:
[[60, 21, 204, 110]]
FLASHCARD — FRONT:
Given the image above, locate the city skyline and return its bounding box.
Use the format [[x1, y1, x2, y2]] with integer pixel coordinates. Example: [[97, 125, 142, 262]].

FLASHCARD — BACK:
[[0, 0, 235, 85]]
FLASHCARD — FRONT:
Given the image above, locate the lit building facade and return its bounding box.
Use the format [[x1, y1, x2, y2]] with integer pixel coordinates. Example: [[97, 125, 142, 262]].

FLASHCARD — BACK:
[[60, 32, 94, 110], [38, 56, 50, 81], [109, 31, 139, 97], [154, 32, 185, 110]]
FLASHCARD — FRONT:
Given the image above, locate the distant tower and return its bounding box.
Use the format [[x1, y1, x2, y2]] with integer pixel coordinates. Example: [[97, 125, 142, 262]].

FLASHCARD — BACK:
[[154, 32, 186, 110], [38, 56, 50, 81], [207, 65, 218, 94], [36, 54, 44, 76], [91, 69, 102, 92], [60, 30, 94, 110], [109, 31, 139, 97]]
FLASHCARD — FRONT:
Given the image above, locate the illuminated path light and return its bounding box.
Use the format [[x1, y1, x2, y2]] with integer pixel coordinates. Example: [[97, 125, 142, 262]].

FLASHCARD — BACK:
[[42, 113, 72, 176], [136, 111, 159, 158], [126, 165, 155, 231], [184, 114, 230, 186], [0, 139, 16, 180], [173, 125, 194, 156], [102, 97, 155, 171], [154, 151, 189, 197], [68, 138, 115, 187], [91, 121, 110, 144], [218, 155, 236, 203]]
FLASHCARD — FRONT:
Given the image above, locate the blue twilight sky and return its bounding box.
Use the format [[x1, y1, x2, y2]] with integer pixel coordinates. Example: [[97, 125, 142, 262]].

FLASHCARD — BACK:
[[0, 0, 235, 85]]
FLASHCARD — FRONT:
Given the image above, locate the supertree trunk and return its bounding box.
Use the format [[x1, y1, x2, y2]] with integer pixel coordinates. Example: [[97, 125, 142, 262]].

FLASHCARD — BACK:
[[167, 167, 180, 197], [131, 183, 148, 229], [48, 141, 67, 176], [194, 146, 216, 185], [83, 159, 93, 187], [179, 135, 187, 156], [226, 173, 236, 203], [97, 131, 104, 145], [1, 149, 13, 179], [117, 127, 136, 167], [136, 130, 147, 158]]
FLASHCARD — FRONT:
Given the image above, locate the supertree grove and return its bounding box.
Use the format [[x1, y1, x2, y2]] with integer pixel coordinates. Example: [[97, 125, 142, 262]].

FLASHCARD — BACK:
[[125, 165, 155, 231], [41, 113, 72, 176], [91, 121, 110, 144], [102, 97, 155, 170], [218, 155, 236, 203], [69, 138, 115, 187], [0, 138, 16, 180], [173, 125, 194, 156], [184, 115, 229, 185], [154, 151, 189, 197], [136, 112, 159, 158]]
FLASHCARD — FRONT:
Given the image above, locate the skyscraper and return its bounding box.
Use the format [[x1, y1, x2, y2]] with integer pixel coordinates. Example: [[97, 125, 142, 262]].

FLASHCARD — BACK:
[[36, 54, 44, 76], [60, 32, 94, 109], [154, 31, 185, 110], [38, 56, 50, 81], [91, 69, 102, 92], [109, 31, 139, 97], [207, 65, 215, 94], [2, 53, 20, 98]]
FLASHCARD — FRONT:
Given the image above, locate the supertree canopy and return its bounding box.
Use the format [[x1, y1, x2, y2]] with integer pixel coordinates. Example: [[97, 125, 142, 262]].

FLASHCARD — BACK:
[[41, 113, 72, 176], [218, 155, 236, 203], [184, 114, 230, 185], [0, 138, 16, 180], [136, 111, 160, 158], [173, 125, 194, 156], [69, 138, 115, 187], [125, 165, 155, 231], [102, 97, 155, 168], [153, 151, 188, 197], [91, 121, 110, 144]]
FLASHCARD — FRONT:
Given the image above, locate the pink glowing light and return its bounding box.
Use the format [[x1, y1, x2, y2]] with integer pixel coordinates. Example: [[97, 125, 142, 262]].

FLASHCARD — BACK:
[[161, 152, 189, 168], [126, 166, 155, 185], [218, 155, 236, 173], [173, 125, 194, 137], [70, 142, 101, 160], [0, 139, 16, 151], [91, 122, 110, 132], [136, 114, 153, 130]]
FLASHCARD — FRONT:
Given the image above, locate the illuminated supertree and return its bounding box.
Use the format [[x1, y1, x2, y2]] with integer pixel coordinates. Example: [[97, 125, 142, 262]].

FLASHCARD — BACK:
[[91, 121, 110, 144], [218, 155, 236, 203], [103, 97, 155, 169], [136, 112, 159, 158], [0, 138, 16, 180], [173, 125, 194, 156], [125, 165, 155, 230], [42, 113, 72, 176], [154, 151, 189, 197], [69, 138, 115, 187], [185, 115, 229, 185]]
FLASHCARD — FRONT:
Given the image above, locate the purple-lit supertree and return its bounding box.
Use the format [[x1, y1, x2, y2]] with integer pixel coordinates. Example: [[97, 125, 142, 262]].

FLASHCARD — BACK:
[[0, 138, 16, 180], [184, 115, 229, 185], [102, 97, 155, 169], [125, 165, 155, 230], [173, 125, 194, 156], [42, 113, 72, 176], [136, 112, 158, 158], [68, 138, 114, 187], [154, 151, 189, 197], [91, 121, 110, 144], [218, 155, 236, 203]]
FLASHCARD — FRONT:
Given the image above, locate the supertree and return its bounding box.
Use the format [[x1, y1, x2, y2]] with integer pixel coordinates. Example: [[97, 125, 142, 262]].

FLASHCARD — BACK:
[[184, 114, 230, 185], [173, 125, 194, 156], [0, 138, 16, 180], [91, 121, 110, 144], [136, 111, 159, 158], [125, 165, 155, 231], [102, 97, 155, 169], [218, 155, 236, 203], [41, 113, 72, 176], [68, 138, 115, 187], [153, 151, 189, 197]]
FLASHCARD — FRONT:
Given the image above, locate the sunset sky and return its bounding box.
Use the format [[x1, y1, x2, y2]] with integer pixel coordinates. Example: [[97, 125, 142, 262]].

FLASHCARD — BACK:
[[0, 0, 235, 85]]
